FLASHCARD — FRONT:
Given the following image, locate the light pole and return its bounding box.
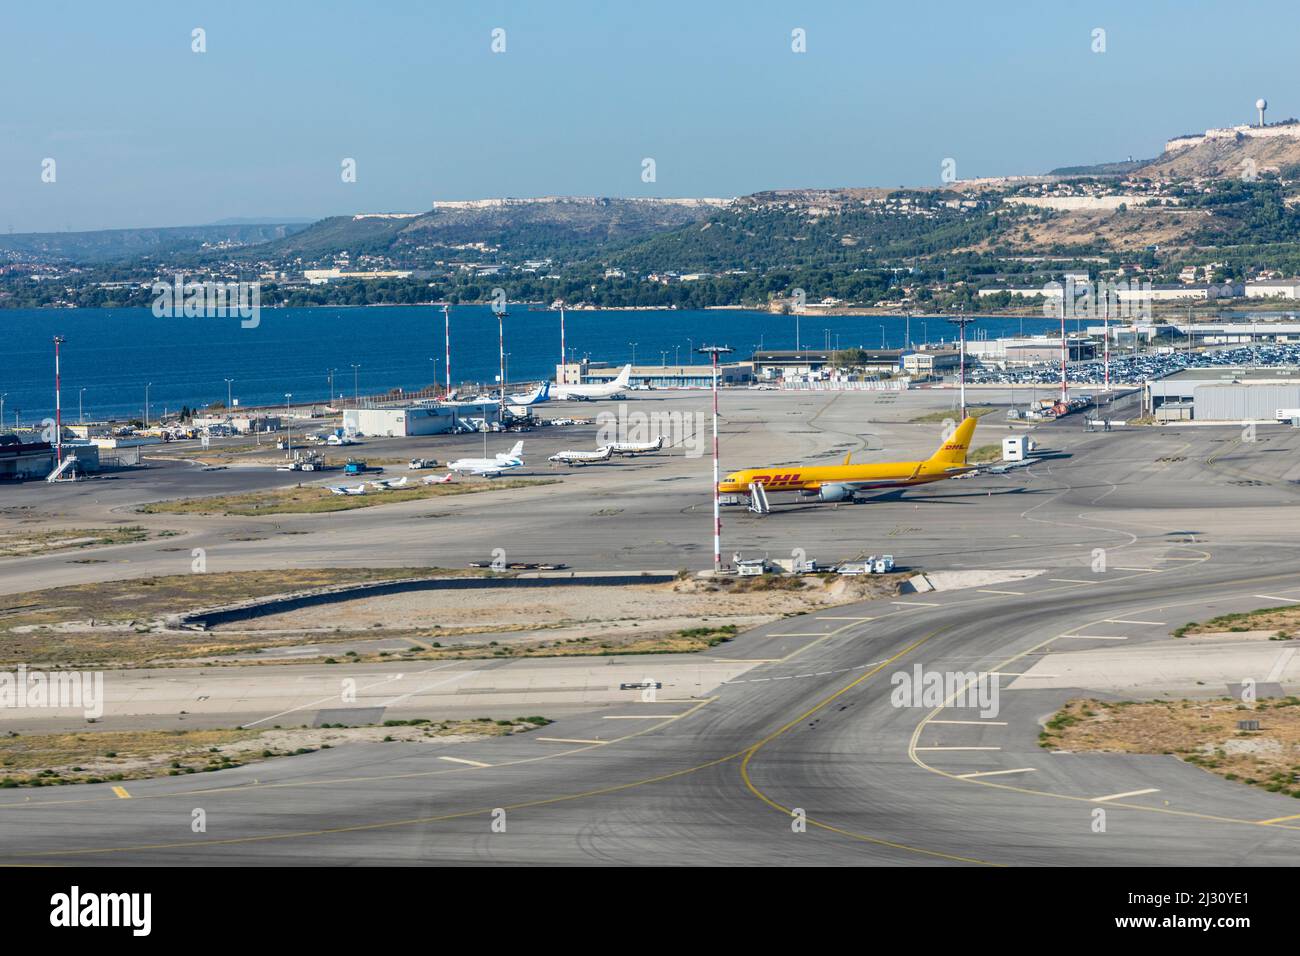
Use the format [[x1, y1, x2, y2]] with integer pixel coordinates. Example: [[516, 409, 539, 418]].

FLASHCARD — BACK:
[[53, 336, 65, 465], [493, 299, 507, 421], [224, 378, 234, 409], [947, 314, 976, 420], [0, 395, 6, 431], [351, 364, 360, 405], [558, 303, 566, 384], [1058, 287, 1069, 404], [79, 387, 86, 424], [697, 345, 733, 573], [629, 341, 638, 366], [144, 382, 152, 428], [327, 369, 335, 403], [284, 393, 292, 457], [443, 304, 451, 396]]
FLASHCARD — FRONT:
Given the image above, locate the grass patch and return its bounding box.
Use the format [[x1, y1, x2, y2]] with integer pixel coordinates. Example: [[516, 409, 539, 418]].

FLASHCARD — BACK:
[[967, 443, 1002, 464], [139, 477, 558, 515], [1173, 605, 1300, 640], [1039, 697, 1300, 798], [0, 526, 157, 558], [910, 406, 998, 424], [0, 567, 481, 666], [0, 718, 549, 787]]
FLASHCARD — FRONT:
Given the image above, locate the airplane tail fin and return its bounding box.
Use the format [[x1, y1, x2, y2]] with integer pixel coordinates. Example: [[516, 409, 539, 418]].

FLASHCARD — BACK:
[[504, 440, 524, 459], [615, 364, 632, 386], [538, 381, 550, 401], [928, 416, 978, 466]]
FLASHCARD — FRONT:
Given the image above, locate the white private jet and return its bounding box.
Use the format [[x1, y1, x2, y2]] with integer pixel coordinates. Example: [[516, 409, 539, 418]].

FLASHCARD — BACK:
[[422, 472, 455, 485], [608, 436, 664, 455], [507, 381, 550, 409], [328, 484, 368, 496], [447, 440, 525, 477], [548, 445, 613, 467], [552, 364, 632, 401]]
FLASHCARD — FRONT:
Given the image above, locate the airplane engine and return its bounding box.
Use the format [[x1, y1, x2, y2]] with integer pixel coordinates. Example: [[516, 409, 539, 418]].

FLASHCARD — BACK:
[[817, 483, 854, 502]]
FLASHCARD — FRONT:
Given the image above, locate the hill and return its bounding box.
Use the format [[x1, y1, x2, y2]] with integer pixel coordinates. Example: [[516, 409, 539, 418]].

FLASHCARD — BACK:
[[223, 198, 730, 265], [0, 222, 310, 265]]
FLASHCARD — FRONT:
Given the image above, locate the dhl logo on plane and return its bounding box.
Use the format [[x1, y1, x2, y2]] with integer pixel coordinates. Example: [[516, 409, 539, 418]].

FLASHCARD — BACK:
[[718, 416, 978, 499], [750, 473, 802, 485]]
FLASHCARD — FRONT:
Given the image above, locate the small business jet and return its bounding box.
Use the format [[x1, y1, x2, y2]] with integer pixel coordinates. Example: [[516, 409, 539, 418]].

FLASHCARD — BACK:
[[447, 441, 525, 477], [548, 445, 613, 467], [608, 436, 664, 455]]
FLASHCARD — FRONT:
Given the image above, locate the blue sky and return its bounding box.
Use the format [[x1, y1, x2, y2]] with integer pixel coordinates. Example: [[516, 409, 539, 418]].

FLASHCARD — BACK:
[[0, 0, 1295, 231]]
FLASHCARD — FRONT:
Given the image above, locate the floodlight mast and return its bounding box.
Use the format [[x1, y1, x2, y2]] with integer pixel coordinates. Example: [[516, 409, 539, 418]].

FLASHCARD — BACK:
[[697, 345, 733, 573]]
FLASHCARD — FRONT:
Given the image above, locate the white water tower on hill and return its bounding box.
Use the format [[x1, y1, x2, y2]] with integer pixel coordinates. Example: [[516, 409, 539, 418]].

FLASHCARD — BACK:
[[1257, 97, 1268, 127]]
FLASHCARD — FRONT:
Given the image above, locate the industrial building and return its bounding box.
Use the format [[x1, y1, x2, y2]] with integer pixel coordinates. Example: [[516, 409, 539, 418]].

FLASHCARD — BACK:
[[1148, 367, 1300, 421], [967, 336, 1095, 367], [751, 350, 904, 378], [901, 349, 961, 377], [343, 401, 500, 437], [0, 436, 100, 480], [558, 361, 754, 388]]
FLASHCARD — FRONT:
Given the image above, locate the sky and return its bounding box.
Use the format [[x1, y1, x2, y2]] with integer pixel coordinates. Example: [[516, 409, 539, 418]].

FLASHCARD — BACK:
[[1, 0, 1296, 233]]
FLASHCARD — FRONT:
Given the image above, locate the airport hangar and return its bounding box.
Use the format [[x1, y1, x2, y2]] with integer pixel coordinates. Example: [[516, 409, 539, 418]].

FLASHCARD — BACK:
[[343, 400, 502, 437], [1149, 366, 1300, 421]]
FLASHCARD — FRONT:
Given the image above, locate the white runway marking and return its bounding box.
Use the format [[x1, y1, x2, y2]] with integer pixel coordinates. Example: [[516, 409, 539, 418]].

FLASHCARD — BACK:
[[602, 714, 686, 719], [1104, 619, 1165, 626], [1091, 787, 1159, 802], [957, 767, 1036, 779], [1255, 594, 1300, 604], [438, 756, 491, 768], [533, 737, 606, 745], [1265, 648, 1296, 682], [892, 600, 939, 607], [914, 746, 1002, 752], [1062, 634, 1129, 641]]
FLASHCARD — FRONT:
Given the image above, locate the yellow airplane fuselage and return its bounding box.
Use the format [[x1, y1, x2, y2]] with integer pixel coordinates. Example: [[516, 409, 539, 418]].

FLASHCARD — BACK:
[[718, 416, 979, 496]]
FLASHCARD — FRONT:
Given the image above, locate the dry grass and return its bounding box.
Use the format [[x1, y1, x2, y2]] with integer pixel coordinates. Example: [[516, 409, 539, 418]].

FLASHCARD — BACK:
[[0, 526, 163, 557], [138, 477, 557, 515], [0, 568, 474, 666], [1042, 697, 1300, 798], [909, 407, 999, 424], [0, 717, 548, 788], [1173, 605, 1300, 640]]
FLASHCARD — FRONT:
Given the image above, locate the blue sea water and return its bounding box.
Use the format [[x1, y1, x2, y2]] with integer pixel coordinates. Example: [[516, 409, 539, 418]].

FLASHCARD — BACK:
[[1, 306, 1064, 423]]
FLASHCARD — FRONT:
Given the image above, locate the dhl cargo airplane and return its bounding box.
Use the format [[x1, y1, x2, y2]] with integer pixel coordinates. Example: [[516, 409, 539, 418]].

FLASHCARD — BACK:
[[718, 416, 978, 504]]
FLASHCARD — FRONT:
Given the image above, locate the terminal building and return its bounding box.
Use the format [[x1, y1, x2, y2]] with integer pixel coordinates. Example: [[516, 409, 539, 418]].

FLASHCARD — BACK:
[[559, 360, 754, 388], [751, 350, 904, 378], [1148, 367, 1300, 421]]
